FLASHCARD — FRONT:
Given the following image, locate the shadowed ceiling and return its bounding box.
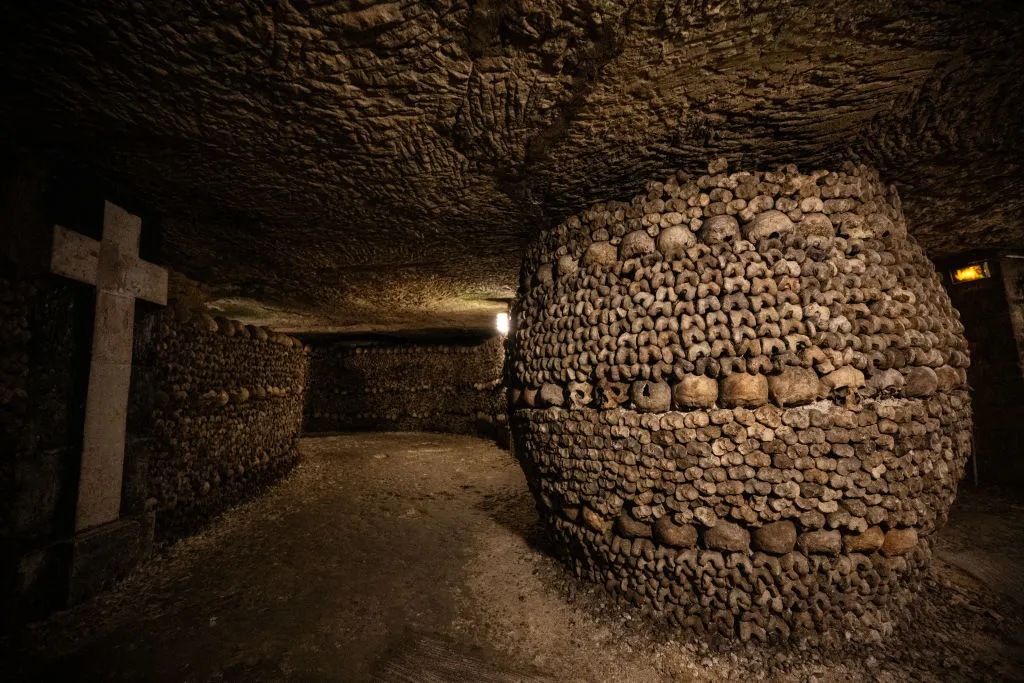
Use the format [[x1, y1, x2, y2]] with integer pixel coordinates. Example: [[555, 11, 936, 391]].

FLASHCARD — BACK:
[[1, 0, 1022, 331]]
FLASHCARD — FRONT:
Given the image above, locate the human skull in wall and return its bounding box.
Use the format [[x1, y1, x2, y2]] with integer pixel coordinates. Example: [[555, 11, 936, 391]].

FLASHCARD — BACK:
[[508, 160, 972, 643]]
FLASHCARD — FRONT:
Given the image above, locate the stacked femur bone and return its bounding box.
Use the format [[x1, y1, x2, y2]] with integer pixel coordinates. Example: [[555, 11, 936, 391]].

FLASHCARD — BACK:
[[508, 159, 972, 643]]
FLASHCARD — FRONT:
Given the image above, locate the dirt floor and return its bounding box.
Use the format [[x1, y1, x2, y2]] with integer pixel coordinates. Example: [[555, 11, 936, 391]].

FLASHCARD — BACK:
[[2, 433, 1023, 682]]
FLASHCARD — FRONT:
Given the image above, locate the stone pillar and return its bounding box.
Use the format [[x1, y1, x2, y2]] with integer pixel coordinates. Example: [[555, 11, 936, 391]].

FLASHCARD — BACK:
[[46, 202, 167, 607], [508, 160, 973, 643], [1, 151, 161, 622]]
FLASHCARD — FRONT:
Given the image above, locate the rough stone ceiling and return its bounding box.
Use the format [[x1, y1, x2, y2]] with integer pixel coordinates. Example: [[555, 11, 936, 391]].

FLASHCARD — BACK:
[[1, 0, 1022, 331]]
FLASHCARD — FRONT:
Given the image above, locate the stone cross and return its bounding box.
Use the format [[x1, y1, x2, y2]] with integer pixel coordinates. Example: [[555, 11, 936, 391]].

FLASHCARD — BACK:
[[51, 201, 168, 531]]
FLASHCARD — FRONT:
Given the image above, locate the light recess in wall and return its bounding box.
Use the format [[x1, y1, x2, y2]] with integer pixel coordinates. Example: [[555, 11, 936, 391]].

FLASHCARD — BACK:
[[951, 262, 991, 284], [496, 312, 510, 335]]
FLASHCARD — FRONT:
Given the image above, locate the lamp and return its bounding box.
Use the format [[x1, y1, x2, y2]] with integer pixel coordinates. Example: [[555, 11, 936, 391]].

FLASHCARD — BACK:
[[951, 262, 990, 284]]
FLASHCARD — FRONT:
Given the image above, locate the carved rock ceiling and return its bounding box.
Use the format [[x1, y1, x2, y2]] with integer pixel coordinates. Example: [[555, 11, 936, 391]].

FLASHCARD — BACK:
[[1, 1, 1022, 331]]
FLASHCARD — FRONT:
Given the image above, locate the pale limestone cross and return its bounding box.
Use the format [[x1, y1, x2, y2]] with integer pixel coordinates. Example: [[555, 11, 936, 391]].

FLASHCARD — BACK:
[[51, 201, 168, 531]]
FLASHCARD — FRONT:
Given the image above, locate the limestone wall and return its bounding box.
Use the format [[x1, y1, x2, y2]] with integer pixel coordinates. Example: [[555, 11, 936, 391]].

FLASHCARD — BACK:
[[304, 336, 506, 442], [143, 307, 309, 540], [509, 160, 973, 643]]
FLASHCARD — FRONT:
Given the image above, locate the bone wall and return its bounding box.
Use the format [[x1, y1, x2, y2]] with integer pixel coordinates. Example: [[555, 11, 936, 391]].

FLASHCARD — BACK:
[[304, 335, 506, 442], [509, 160, 973, 643], [142, 306, 309, 540]]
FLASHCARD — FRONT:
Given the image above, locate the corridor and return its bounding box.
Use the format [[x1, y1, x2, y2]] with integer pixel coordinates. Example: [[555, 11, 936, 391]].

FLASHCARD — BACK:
[[1, 434, 1022, 682]]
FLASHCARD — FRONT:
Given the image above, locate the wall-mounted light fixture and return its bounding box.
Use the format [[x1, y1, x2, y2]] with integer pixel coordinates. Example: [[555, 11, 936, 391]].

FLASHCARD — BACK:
[[496, 312, 510, 335], [951, 262, 991, 284]]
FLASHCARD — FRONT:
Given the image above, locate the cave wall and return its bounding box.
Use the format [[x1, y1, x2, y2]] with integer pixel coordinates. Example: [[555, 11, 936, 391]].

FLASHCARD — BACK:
[[304, 335, 506, 443], [141, 306, 309, 540], [509, 160, 972, 643]]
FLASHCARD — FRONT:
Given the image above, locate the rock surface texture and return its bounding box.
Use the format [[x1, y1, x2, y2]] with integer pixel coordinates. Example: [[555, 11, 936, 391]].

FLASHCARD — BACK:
[[144, 305, 309, 540], [508, 161, 973, 642], [304, 335, 507, 442], [1, 2, 1022, 330]]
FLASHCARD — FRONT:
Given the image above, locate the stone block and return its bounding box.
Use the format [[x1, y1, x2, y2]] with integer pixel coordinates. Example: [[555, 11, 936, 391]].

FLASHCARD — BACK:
[[77, 357, 132, 530], [50, 225, 100, 285], [61, 514, 154, 607]]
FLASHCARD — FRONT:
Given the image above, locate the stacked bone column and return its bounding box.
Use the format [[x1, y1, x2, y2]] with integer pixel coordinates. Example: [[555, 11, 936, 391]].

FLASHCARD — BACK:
[[508, 160, 972, 642], [146, 306, 309, 539]]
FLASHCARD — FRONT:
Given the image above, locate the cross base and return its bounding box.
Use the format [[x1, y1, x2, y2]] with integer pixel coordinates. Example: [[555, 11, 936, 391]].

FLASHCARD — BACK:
[[60, 513, 154, 607], [1, 512, 154, 627]]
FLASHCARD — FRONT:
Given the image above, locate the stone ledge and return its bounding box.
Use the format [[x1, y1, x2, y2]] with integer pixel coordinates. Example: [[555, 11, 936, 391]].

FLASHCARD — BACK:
[[59, 513, 154, 607]]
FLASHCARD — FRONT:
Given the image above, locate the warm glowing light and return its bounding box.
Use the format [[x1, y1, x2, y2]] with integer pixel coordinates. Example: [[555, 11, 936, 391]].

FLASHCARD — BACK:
[[496, 312, 510, 334], [952, 262, 990, 283]]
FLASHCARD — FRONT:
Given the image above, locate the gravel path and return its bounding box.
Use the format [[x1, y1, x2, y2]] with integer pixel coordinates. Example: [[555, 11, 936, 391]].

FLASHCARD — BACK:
[[1, 434, 1022, 682]]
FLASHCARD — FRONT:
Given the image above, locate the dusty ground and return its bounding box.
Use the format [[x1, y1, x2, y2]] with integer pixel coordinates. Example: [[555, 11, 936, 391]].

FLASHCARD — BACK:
[[2, 433, 1023, 682]]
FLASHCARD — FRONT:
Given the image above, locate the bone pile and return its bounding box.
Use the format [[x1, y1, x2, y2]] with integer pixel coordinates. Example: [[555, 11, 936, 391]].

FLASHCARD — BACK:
[[304, 336, 506, 440], [508, 160, 972, 643], [146, 306, 309, 539]]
